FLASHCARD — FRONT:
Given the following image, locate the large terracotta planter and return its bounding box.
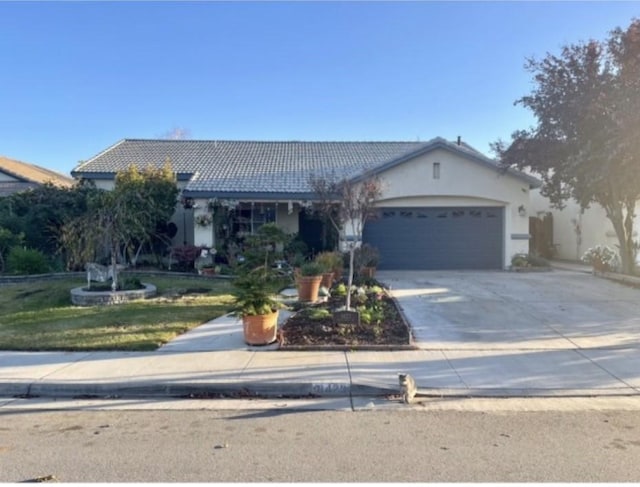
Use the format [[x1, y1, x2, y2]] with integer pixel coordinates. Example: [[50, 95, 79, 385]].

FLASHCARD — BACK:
[[297, 275, 323, 302], [333, 267, 343, 283], [242, 310, 279, 345], [320, 272, 334, 288], [360, 266, 377, 278], [592, 259, 610, 273]]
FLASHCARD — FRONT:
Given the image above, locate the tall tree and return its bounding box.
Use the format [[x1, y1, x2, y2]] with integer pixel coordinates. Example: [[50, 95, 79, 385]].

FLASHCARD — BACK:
[[114, 162, 180, 265], [493, 19, 640, 274], [310, 175, 382, 310], [61, 163, 179, 288]]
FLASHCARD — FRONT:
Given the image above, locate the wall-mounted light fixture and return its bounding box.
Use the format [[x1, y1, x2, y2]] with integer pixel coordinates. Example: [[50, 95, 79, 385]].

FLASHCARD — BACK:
[[518, 205, 527, 217]]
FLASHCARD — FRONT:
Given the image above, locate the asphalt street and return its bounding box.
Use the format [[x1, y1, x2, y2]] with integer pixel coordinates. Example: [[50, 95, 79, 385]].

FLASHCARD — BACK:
[[2, 406, 640, 482]]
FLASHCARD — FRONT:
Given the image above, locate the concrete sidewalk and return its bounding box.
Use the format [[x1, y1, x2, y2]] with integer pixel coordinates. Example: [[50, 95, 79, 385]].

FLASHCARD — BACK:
[[2, 313, 639, 400], [3, 266, 640, 401]]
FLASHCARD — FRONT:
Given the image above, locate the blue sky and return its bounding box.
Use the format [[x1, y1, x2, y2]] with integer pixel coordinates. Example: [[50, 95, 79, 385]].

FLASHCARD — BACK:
[[1, 1, 639, 176]]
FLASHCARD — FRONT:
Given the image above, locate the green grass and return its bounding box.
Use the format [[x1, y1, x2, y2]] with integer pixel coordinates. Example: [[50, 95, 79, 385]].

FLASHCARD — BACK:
[[0, 275, 235, 351]]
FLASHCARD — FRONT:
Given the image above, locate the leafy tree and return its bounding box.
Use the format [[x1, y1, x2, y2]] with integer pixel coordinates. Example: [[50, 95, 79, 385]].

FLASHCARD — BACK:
[[310, 175, 382, 309], [493, 19, 640, 274], [60, 163, 179, 288], [113, 162, 179, 266], [0, 181, 96, 260]]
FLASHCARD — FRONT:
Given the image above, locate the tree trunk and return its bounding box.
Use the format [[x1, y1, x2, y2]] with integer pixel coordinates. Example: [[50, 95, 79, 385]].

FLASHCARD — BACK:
[[110, 241, 118, 292], [607, 201, 636, 275], [346, 245, 355, 310]]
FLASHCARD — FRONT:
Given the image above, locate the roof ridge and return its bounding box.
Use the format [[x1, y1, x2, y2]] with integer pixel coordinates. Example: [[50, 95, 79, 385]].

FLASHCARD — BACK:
[[121, 138, 429, 144], [74, 139, 128, 172]]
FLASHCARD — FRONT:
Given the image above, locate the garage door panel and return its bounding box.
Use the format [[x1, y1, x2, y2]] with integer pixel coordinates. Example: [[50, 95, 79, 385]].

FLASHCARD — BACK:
[[363, 206, 503, 270]]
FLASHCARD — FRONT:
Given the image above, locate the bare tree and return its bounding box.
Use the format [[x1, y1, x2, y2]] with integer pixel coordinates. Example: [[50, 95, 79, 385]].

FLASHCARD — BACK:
[[309, 174, 383, 309], [160, 127, 192, 140]]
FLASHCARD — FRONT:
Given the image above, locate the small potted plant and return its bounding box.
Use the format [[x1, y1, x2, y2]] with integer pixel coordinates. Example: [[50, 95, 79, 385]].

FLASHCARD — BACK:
[[581, 245, 617, 273], [313, 253, 335, 288], [296, 261, 325, 302], [195, 214, 213, 227], [289, 253, 307, 279], [356, 244, 380, 278], [315, 251, 343, 286], [200, 264, 220, 276], [232, 265, 282, 345]]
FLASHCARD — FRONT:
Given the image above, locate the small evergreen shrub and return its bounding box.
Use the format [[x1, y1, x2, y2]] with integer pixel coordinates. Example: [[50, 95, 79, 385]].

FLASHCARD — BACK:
[[511, 253, 550, 268], [6, 247, 50, 275]]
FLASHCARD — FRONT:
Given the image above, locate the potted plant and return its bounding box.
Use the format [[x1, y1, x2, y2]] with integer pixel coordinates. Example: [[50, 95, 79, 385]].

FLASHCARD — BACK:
[[296, 261, 325, 302], [232, 265, 282, 345], [200, 264, 220, 276], [581, 245, 617, 273], [194, 214, 213, 227], [356, 244, 380, 278], [314, 252, 342, 288], [289, 253, 306, 279]]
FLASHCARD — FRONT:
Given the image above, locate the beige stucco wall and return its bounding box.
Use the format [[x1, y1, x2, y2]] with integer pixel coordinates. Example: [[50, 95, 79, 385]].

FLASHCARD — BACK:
[[276, 203, 299, 234], [341, 149, 533, 268], [531, 190, 640, 261]]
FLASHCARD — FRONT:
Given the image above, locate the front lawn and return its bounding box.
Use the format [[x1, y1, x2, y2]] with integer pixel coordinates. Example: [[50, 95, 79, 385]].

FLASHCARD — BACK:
[[0, 275, 235, 351]]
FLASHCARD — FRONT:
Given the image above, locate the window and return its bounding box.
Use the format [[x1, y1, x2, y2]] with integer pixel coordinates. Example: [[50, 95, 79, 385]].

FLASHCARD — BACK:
[[232, 202, 276, 234], [433, 162, 441, 179]]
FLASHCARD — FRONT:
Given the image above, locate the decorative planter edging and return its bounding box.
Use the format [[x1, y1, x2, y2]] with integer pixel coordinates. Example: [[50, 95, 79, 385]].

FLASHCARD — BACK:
[[70, 283, 157, 306]]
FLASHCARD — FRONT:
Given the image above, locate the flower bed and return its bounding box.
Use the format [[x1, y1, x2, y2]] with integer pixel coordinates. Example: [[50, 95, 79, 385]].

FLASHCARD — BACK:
[[278, 282, 414, 350]]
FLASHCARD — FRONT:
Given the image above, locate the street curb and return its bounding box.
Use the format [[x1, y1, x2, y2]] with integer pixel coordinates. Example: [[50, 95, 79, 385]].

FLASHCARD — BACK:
[[1, 381, 353, 399], [3, 380, 639, 401]]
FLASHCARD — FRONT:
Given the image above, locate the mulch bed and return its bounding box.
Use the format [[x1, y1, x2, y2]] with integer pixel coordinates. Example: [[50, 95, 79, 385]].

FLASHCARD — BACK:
[[278, 292, 414, 350]]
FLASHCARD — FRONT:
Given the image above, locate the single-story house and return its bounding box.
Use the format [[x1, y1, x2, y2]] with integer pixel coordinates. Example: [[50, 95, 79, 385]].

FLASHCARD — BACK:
[[0, 155, 75, 196], [71, 137, 540, 270]]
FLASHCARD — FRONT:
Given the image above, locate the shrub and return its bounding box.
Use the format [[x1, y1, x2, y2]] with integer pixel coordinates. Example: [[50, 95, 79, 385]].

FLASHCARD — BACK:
[[333, 282, 348, 296], [314, 251, 343, 271], [581, 245, 619, 270], [6, 247, 50, 275], [172, 245, 205, 271], [511, 253, 549, 268], [299, 262, 325, 276], [355, 244, 380, 267], [302, 308, 332, 321]]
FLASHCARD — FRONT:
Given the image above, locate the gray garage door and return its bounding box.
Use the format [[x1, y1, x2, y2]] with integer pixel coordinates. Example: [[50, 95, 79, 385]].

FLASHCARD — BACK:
[[363, 207, 504, 270]]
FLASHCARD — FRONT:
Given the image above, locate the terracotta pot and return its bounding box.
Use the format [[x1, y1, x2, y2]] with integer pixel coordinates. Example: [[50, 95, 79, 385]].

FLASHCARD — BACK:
[[297, 275, 323, 302], [592, 259, 610, 273], [320, 272, 334, 288], [360, 266, 376, 278], [242, 310, 279, 345], [332, 267, 343, 283], [201, 267, 216, 276]]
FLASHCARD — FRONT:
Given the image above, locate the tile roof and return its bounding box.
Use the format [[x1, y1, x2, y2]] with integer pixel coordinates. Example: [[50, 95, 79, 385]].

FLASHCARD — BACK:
[[0, 156, 75, 189], [72, 137, 539, 196]]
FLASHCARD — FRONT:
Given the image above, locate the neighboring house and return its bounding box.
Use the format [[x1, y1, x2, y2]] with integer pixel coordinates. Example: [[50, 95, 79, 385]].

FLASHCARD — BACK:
[[531, 191, 640, 262], [71, 137, 540, 270], [0, 155, 74, 196]]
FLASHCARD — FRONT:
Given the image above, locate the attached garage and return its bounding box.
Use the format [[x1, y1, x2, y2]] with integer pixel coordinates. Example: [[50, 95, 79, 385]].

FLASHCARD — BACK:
[[363, 206, 504, 270]]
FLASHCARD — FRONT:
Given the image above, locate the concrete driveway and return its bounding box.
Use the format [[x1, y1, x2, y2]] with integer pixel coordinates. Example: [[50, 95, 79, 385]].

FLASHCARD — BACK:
[[369, 269, 640, 395], [378, 269, 640, 351]]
